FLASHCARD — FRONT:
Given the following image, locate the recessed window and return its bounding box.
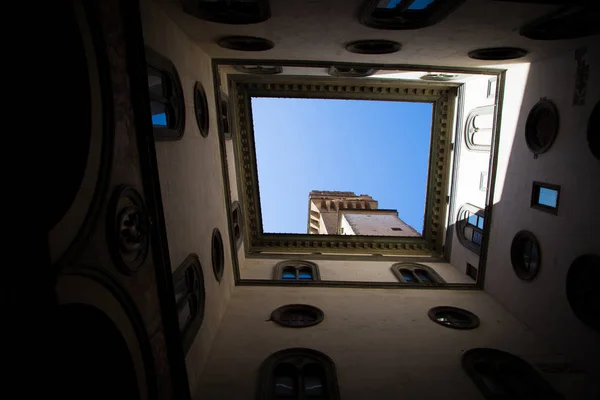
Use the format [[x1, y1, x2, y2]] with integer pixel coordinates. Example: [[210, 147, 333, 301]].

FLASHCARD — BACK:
[[391, 227, 403, 232], [479, 171, 489, 192], [466, 263, 478, 281], [391, 263, 445, 284], [194, 82, 209, 137], [146, 47, 185, 140], [231, 201, 243, 249], [487, 77, 497, 99], [328, 66, 377, 77], [259, 348, 340, 400], [520, 5, 598, 40], [566, 254, 599, 332], [173, 254, 205, 354], [468, 47, 528, 61], [510, 230, 541, 281], [588, 101, 599, 160], [531, 181, 560, 214], [275, 261, 320, 281], [220, 92, 232, 139], [182, 0, 271, 25], [359, 0, 466, 30], [428, 306, 480, 330], [525, 99, 559, 156], [345, 39, 401, 55], [462, 348, 563, 399], [465, 106, 495, 151], [456, 204, 485, 255], [270, 304, 325, 328], [235, 65, 282, 75], [212, 228, 225, 282], [420, 73, 458, 81], [218, 35, 274, 52]]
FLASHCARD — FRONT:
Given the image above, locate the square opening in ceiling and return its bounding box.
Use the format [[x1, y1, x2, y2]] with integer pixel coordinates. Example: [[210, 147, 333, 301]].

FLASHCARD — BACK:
[[228, 74, 455, 256], [251, 97, 434, 237]]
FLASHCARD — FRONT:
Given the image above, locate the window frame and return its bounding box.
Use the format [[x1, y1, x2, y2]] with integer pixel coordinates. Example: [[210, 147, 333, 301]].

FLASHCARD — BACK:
[[212, 228, 225, 282], [462, 348, 564, 400], [220, 91, 233, 140], [510, 230, 541, 281], [456, 204, 485, 255], [231, 201, 243, 249], [173, 253, 205, 355], [530, 181, 560, 215], [270, 304, 325, 328], [274, 260, 321, 282], [259, 348, 340, 400], [391, 263, 445, 285], [465, 105, 495, 151], [145, 47, 185, 141], [359, 0, 466, 30]]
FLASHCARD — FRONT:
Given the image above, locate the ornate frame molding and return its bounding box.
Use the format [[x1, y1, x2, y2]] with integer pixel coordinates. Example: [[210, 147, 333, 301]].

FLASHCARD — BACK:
[[230, 75, 456, 256]]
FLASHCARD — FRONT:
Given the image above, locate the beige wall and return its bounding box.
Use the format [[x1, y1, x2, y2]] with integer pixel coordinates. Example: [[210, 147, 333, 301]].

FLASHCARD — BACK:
[[342, 213, 420, 236], [196, 286, 597, 399], [242, 257, 474, 284], [140, 0, 234, 395], [485, 43, 600, 379]]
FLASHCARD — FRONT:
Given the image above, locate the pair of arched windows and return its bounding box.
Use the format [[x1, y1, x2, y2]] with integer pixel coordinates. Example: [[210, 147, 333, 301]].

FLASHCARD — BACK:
[[275, 261, 320, 281], [260, 349, 339, 400]]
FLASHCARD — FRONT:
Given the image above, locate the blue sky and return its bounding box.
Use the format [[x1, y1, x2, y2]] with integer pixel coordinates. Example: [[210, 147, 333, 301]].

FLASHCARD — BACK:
[[252, 97, 433, 234]]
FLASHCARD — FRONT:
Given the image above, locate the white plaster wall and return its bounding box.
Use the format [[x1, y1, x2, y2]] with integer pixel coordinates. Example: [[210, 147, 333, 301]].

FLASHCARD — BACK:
[[486, 44, 600, 379], [344, 213, 420, 236], [449, 74, 497, 276], [242, 258, 474, 284], [140, 1, 234, 395], [196, 286, 597, 399]]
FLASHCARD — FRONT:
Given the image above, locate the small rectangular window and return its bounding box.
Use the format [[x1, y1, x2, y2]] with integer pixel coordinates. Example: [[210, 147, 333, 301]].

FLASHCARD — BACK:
[[391, 227, 403, 231], [466, 263, 477, 280], [531, 181, 560, 215]]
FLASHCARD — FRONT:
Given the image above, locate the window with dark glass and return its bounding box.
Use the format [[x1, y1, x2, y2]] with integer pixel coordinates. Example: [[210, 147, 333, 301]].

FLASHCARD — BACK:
[[466, 263, 478, 281], [359, 0, 466, 30], [511, 230, 541, 281], [531, 181, 560, 215], [275, 261, 320, 281], [173, 254, 205, 354], [391, 263, 445, 284], [231, 201, 242, 249], [462, 348, 564, 400], [456, 204, 485, 255], [259, 348, 339, 400], [220, 92, 232, 139], [146, 47, 185, 140]]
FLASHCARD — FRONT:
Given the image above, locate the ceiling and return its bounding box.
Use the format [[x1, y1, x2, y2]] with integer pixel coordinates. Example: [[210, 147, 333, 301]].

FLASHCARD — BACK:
[[154, 0, 597, 67]]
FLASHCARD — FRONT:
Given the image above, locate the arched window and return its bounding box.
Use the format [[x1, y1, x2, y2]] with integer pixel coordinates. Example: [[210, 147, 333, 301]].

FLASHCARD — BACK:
[[259, 348, 340, 400], [275, 261, 320, 281], [456, 204, 485, 255], [173, 254, 205, 354], [465, 106, 495, 151], [231, 201, 242, 249], [462, 348, 563, 399], [145, 47, 185, 140], [359, 0, 465, 30], [220, 92, 233, 139], [391, 263, 445, 285]]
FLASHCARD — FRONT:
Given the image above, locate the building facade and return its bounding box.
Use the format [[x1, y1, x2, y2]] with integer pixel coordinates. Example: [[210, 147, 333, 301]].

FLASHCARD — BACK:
[[307, 190, 419, 236], [29, 0, 600, 399]]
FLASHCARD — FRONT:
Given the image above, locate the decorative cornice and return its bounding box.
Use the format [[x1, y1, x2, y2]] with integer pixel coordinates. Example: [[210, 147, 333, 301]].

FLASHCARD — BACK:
[[231, 75, 456, 256]]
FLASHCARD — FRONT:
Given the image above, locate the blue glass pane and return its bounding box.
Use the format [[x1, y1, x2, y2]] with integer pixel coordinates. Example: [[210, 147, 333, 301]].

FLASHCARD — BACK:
[[378, 0, 401, 8], [414, 269, 431, 282], [468, 214, 479, 227], [472, 231, 483, 246], [538, 187, 558, 208], [152, 113, 167, 127], [298, 271, 312, 280], [408, 0, 435, 10], [400, 269, 415, 282], [477, 216, 484, 230], [282, 272, 296, 280]]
